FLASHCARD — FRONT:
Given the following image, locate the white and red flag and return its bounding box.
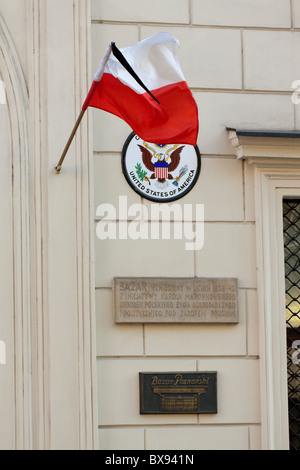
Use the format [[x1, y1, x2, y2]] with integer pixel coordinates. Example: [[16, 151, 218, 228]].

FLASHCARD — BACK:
[[82, 33, 199, 146]]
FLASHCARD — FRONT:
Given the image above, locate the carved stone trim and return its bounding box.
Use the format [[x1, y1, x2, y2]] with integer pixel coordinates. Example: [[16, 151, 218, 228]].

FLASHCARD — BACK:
[[0, 11, 31, 450]]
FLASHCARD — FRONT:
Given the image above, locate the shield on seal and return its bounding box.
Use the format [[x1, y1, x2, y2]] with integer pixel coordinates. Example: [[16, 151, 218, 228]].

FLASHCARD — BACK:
[[155, 161, 168, 179]]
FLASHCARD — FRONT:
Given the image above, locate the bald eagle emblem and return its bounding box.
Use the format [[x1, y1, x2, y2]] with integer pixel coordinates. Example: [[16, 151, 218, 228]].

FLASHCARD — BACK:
[[136, 142, 188, 190]]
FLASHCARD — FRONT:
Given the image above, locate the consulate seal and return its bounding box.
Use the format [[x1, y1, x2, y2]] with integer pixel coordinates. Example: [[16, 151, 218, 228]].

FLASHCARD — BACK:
[[121, 132, 201, 203]]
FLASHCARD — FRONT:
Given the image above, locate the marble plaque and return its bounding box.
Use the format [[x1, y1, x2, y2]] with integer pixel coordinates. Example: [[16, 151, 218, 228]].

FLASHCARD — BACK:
[[114, 277, 238, 324]]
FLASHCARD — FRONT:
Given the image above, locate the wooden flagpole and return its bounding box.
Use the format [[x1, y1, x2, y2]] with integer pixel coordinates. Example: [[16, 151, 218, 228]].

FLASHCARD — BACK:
[[55, 109, 86, 172]]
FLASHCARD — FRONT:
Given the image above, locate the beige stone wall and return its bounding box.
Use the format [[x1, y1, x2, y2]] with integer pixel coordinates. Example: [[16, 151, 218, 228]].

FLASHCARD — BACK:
[[92, 0, 299, 451]]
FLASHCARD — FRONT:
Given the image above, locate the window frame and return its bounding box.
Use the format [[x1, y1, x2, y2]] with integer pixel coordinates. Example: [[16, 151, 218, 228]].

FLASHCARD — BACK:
[[229, 128, 300, 450], [255, 168, 300, 450]]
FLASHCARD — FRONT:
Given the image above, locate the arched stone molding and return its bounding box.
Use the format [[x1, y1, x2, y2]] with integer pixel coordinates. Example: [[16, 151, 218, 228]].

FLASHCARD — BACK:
[[0, 0, 98, 450], [0, 12, 31, 449]]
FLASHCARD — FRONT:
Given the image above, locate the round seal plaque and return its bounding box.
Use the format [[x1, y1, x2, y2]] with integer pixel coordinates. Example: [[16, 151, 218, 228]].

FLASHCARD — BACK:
[[121, 132, 201, 203]]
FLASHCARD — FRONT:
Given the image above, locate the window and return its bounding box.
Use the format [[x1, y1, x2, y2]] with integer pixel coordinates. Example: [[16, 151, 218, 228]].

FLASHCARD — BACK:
[[283, 200, 300, 451]]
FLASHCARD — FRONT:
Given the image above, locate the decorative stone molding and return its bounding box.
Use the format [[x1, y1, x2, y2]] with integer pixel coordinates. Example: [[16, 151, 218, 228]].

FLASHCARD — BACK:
[[27, 0, 97, 450], [0, 11, 31, 449], [228, 128, 300, 161], [228, 127, 300, 450]]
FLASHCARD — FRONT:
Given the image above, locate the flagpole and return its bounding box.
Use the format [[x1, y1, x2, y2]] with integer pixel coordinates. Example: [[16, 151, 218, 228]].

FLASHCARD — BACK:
[[55, 109, 86, 172], [55, 43, 113, 173]]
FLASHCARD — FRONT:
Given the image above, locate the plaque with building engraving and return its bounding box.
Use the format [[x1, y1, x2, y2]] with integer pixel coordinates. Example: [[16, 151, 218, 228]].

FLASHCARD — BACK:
[[139, 372, 217, 414], [114, 277, 238, 324]]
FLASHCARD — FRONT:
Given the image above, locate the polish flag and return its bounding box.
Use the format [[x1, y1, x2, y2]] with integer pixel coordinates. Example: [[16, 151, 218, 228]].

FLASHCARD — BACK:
[[82, 33, 199, 146]]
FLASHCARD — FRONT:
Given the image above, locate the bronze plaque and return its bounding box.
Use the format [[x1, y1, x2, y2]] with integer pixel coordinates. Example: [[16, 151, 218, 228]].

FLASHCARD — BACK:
[[139, 372, 217, 414], [114, 277, 238, 324]]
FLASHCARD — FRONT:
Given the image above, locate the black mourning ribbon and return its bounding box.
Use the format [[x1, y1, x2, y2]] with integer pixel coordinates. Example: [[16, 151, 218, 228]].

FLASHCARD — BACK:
[[111, 42, 161, 105]]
